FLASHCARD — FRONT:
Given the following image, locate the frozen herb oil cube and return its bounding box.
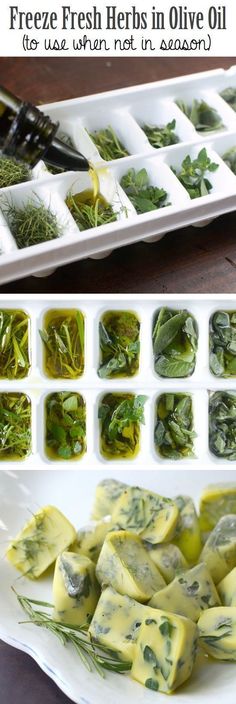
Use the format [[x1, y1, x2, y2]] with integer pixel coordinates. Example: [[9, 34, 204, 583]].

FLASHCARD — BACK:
[[120, 168, 169, 215], [0, 309, 30, 379], [200, 483, 236, 533], [0, 392, 31, 460], [198, 607, 236, 661], [45, 392, 86, 461], [98, 392, 147, 460], [53, 552, 100, 625], [131, 612, 198, 693], [91, 478, 128, 521], [88, 126, 129, 161], [209, 391, 236, 460], [152, 307, 198, 378], [39, 309, 84, 379], [98, 310, 140, 379], [6, 505, 76, 578], [176, 98, 224, 132], [155, 393, 196, 460], [210, 311, 236, 377]]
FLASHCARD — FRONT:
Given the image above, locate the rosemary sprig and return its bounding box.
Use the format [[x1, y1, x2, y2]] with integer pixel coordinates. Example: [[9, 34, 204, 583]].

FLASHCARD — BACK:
[[0, 196, 61, 249], [88, 126, 129, 161], [13, 589, 131, 677], [39, 310, 84, 379], [0, 309, 30, 379], [0, 156, 31, 188], [66, 192, 117, 231]]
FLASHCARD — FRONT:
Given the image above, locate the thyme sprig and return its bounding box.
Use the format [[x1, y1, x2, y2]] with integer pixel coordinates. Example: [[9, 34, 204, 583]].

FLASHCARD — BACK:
[[13, 589, 131, 677]]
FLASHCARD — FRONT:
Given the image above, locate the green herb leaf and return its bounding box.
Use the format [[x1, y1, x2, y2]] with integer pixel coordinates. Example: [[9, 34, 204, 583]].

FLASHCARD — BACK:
[[98, 311, 140, 378], [176, 99, 224, 132], [39, 310, 84, 379], [172, 148, 219, 199], [45, 392, 86, 461], [1, 196, 61, 248], [0, 309, 30, 379], [142, 119, 179, 149], [0, 392, 31, 459], [120, 168, 170, 214], [99, 393, 147, 459], [209, 391, 236, 460], [155, 393, 196, 460], [152, 307, 198, 378], [88, 126, 129, 161]]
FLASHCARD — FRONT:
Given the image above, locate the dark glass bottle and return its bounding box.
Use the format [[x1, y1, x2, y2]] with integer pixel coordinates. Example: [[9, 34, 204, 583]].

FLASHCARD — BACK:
[[0, 85, 90, 171]]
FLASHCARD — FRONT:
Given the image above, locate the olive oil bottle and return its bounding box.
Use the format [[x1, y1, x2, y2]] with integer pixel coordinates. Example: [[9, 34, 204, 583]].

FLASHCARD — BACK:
[[0, 85, 90, 171]]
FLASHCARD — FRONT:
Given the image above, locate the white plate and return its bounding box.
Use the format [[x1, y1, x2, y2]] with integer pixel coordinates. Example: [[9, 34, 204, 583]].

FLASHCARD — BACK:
[[1, 468, 236, 703]]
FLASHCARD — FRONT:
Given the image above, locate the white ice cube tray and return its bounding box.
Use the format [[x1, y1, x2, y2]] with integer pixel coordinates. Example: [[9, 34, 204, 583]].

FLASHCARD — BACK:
[[1, 66, 236, 284], [1, 293, 236, 468]]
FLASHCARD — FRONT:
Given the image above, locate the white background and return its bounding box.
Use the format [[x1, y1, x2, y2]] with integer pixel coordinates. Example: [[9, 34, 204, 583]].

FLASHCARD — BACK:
[[0, 0, 236, 57]]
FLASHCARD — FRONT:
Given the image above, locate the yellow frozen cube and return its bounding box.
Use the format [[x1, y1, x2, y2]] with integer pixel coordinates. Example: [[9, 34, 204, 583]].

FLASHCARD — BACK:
[[149, 563, 220, 622], [53, 551, 100, 625], [6, 505, 76, 579], [198, 606, 236, 660], [96, 530, 165, 602], [111, 486, 179, 544], [131, 611, 198, 693], [173, 495, 202, 563]]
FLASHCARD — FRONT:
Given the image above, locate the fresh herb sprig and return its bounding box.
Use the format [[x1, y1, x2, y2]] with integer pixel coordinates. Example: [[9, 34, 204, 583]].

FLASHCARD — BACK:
[[39, 310, 84, 379], [176, 99, 224, 132], [120, 168, 169, 214], [223, 147, 236, 175], [152, 307, 198, 378], [1, 197, 61, 248], [172, 148, 219, 199], [99, 393, 147, 459], [155, 393, 196, 460], [0, 309, 30, 379], [220, 87, 236, 113], [66, 192, 117, 230], [45, 392, 86, 460], [142, 119, 179, 149], [98, 311, 140, 379], [209, 391, 236, 460], [88, 126, 129, 161], [0, 156, 31, 188], [0, 392, 31, 459], [210, 310, 236, 377], [13, 590, 131, 677]]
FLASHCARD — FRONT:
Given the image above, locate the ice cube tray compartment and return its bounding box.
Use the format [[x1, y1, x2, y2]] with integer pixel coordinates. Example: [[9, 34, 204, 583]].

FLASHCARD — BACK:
[[0, 294, 236, 467], [1, 66, 236, 283]]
